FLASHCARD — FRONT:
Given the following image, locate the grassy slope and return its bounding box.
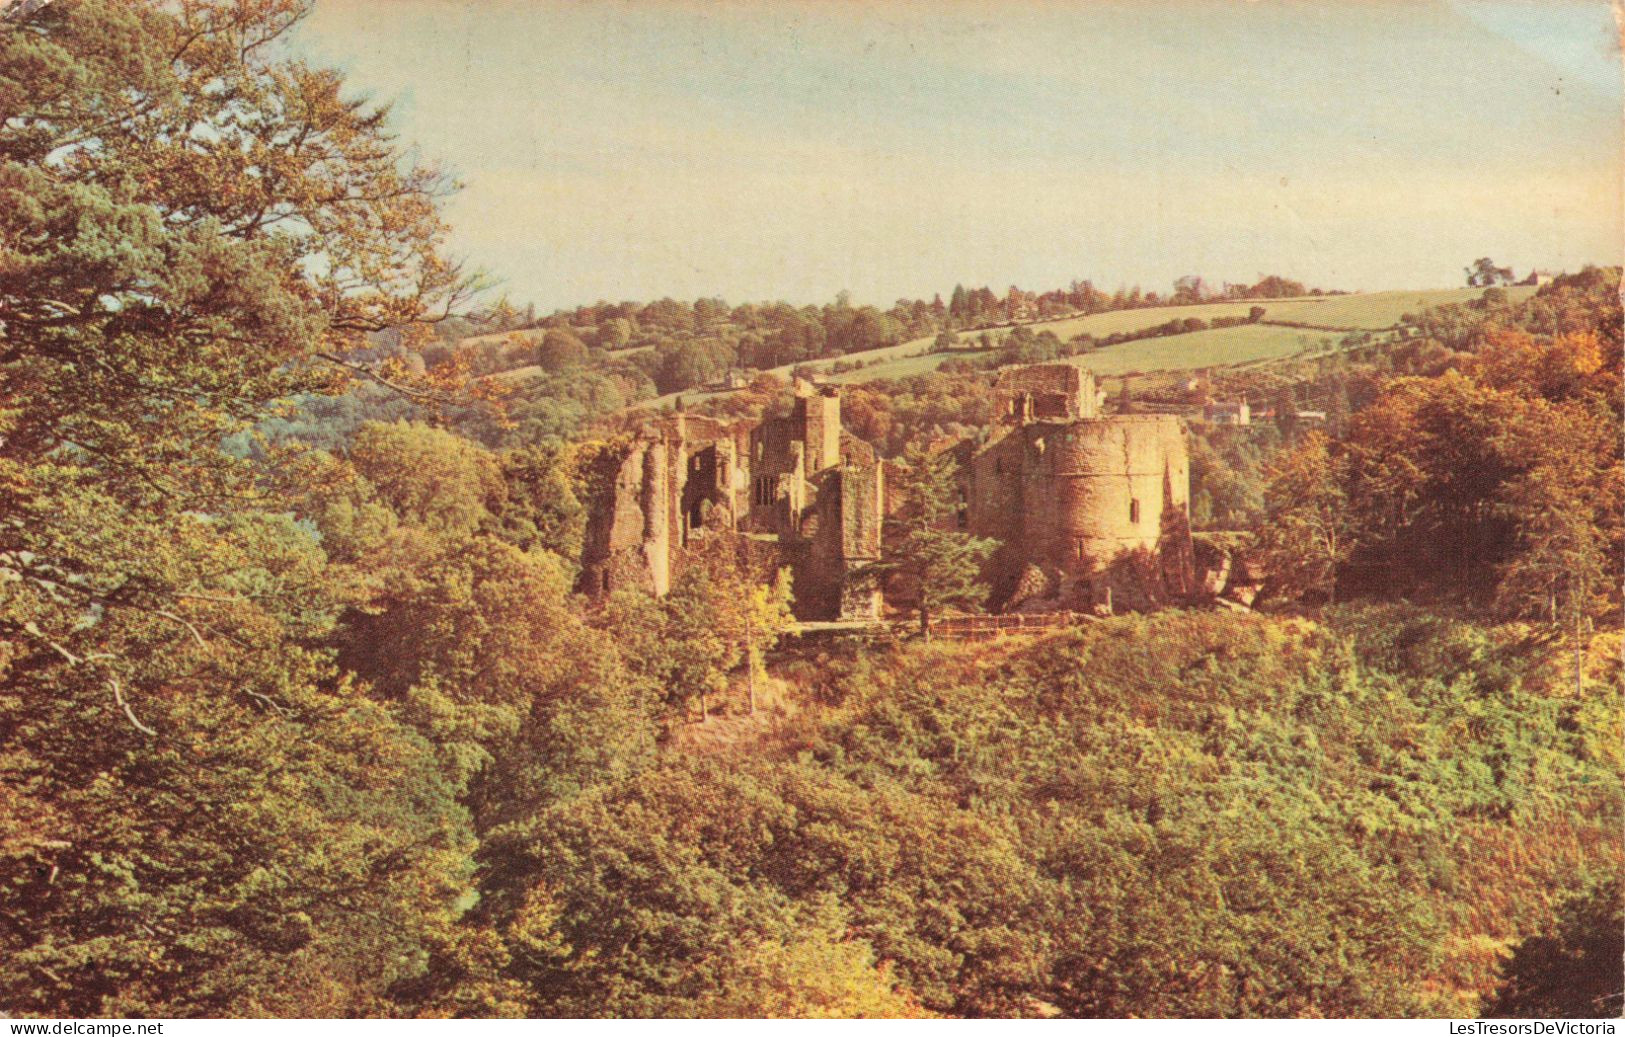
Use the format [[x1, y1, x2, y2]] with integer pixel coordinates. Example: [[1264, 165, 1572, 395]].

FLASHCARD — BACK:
[[749, 608, 1621, 1015], [826, 286, 1538, 385], [826, 323, 1339, 384], [1061, 324, 1340, 377]]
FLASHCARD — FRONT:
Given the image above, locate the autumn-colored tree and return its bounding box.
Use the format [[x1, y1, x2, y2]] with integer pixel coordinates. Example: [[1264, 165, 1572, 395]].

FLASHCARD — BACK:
[[657, 540, 793, 720], [1256, 431, 1353, 604], [349, 421, 505, 540], [663, 564, 736, 723], [691, 911, 933, 1018], [1489, 388, 1620, 695], [1341, 371, 1531, 594], [1470, 329, 1608, 403], [739, 568, 795, 715], [537, 328, 590, 372], [1, 506, 476, 1016], [491, 441, 587, 563]]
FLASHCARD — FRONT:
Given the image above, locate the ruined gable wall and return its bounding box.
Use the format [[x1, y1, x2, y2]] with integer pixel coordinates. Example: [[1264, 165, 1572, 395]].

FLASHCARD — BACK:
[[745, 415, 806, 535], [577, 438, 672, 599]]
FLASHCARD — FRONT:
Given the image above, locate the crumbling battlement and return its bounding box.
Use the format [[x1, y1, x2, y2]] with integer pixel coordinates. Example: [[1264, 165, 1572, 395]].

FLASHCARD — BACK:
[[578, 382, 884, 622], [993, 363, 1103, 424]]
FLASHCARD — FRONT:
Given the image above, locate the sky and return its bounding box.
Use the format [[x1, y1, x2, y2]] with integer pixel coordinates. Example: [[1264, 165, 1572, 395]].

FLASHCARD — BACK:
[[292, 0, 1624, 311]]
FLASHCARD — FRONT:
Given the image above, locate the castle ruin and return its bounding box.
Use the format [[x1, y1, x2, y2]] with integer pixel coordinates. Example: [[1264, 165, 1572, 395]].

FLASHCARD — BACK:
[[579, 363, 1194, 621], [959, 364, 1194, 613], [578, 382, 884, 621]]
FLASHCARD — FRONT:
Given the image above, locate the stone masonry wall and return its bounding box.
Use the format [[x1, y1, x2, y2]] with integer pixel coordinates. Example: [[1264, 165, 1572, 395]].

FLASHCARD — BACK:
[[966, 405, 1191, 612]]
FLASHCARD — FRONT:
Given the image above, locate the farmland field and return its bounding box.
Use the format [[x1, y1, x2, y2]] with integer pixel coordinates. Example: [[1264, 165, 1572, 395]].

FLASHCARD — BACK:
[[631, 284, 1537, 408], [1059, 324, 1341, 377], [1246, 285, 1537, 328], [827, 323, 1343, 384], [954, 284, 1538, 343], [490, 364, 544, 383], [812, 285, 1535, 383]]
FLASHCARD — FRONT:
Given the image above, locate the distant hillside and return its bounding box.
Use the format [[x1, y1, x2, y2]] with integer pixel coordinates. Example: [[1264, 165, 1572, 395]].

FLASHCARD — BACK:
[[634, 285, 1538, 410]]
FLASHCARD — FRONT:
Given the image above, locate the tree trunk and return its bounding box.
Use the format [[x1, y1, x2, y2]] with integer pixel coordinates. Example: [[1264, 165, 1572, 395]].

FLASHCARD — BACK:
[[748, 654, 757, 716], [1325, 528, 1338, 605], [1574, 607, 1584, 699]]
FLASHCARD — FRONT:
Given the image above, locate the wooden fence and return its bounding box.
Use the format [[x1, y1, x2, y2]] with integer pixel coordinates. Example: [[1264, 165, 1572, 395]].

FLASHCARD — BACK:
[[788, 611, 1095, 643], [927, 611, 1095, 642]]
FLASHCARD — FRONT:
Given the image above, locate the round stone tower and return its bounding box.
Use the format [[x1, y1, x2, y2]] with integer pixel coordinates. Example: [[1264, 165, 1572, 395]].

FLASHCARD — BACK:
[[966, 365, 1194, 611], [1036, 414, 1189, 577]]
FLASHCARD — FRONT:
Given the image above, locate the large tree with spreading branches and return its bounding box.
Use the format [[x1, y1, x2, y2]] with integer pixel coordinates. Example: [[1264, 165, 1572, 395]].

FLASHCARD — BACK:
[[0, 0, 484, 1014]]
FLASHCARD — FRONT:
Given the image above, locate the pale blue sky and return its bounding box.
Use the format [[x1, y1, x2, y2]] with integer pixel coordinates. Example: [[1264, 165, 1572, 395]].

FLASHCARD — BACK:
[[294, 0, 1623, 310]]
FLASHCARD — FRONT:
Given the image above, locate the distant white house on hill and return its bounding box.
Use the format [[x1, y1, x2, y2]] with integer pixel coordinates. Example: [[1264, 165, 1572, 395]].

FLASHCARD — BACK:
[[1202, 400, 1250, 426], [1519, 270, 1557, 287]]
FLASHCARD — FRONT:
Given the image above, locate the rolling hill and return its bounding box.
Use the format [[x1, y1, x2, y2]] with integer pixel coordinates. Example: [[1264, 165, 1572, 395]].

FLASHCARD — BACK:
[[631, 284, 1535, 409]]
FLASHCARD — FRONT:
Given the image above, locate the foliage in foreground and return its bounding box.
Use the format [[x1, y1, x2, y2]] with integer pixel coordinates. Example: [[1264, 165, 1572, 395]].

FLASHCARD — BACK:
[[459, 608, 1621, 1018]]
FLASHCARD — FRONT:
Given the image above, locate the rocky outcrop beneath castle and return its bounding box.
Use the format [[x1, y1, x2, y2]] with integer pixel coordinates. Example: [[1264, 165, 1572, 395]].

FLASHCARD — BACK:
[[1191, 533, 1268, 610]]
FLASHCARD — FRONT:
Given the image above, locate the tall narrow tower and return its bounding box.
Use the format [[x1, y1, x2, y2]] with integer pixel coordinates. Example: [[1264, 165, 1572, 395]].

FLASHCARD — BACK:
[[794, 385, 843, 473]]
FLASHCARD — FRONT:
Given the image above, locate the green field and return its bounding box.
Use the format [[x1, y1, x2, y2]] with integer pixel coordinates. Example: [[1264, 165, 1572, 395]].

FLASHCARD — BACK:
[[943, 285, 1537, 344], [459, 327, 543, 349], [1062, 324, 1343, 377], [825, 324, 1343, 384], [1245, 285, 1537, 328], [631, 284, 1535, 410], [490, 364, 545, 383]]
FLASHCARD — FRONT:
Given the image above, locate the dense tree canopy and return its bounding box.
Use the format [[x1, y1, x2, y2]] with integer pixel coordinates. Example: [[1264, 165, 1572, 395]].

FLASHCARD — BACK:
[[0, 0, 480, 1012]]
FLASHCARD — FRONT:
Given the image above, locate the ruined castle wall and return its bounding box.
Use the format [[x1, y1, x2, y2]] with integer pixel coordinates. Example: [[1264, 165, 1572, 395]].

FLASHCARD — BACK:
[[792, 468, 844, 620], [838, 429, 877, 470], [578, 440, 672, 599], [837, 460, 884, 620], [840, 461, 883, 562], [1037, 415, 1188, 575], [677, 437, 739, 541], [746, 416, 806, 534], [963, 413, 1190, 609], [581, 389, 887, 620], [795, 389, 842, 473], [966, 430, 1030, 601], [993, 364, 1098, 423]]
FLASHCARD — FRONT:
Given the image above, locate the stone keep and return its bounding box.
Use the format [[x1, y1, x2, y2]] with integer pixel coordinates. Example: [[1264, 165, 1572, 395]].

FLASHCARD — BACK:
[[967, 364, 1193, 611]]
